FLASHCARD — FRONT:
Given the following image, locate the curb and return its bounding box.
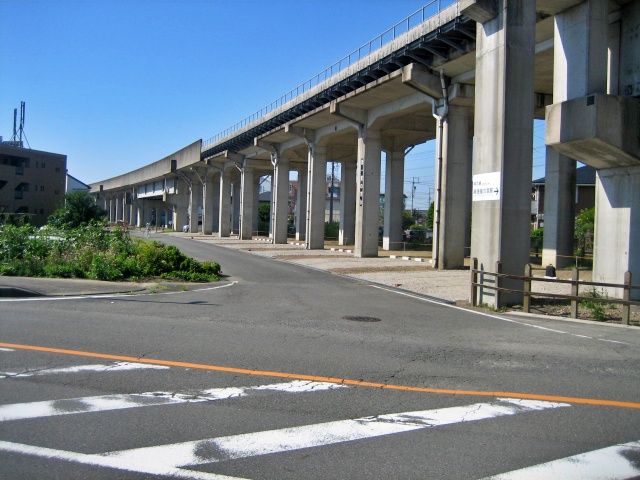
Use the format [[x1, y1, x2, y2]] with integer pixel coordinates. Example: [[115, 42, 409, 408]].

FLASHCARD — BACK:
[[389, 255, 428, 263], [330, 247, 353, 254], [505, 310, 639, 329], [0, 286, 42, 298]]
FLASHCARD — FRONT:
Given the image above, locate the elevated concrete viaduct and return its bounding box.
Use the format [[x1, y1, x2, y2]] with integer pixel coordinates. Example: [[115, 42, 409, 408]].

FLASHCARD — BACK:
[[91, 0, 640, 305]]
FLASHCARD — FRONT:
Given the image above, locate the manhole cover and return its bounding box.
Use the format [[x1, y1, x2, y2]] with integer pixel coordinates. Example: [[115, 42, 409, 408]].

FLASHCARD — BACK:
[[342, 315, 381, 323]]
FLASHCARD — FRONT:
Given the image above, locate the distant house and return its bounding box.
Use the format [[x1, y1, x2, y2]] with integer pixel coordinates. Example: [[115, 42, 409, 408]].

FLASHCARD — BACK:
[[66, 174, 90, 193], [260, 179, 342, 222], [531, 165, 596, 229]]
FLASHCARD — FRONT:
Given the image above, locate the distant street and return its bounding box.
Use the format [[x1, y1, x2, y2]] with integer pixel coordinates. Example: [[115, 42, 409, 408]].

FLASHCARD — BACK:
[[1, 235, 639, 479]]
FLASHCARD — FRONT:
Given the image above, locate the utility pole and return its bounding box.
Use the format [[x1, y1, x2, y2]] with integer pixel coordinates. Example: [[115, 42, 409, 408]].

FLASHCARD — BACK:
[[329, 161, 335, 223], [411, 177, 418, 220]]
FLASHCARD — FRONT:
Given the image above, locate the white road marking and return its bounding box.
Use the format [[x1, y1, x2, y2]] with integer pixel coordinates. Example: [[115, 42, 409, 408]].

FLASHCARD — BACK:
[[0, 441, 248, 480], [0, 280, 238, 303], [0, 361, 168, 379], [0, 380, 347, 422], [103, 398, 569, 469], [369, 285, 632, 345], [481, 440, 640, 479], [0, 347, 15, 351]]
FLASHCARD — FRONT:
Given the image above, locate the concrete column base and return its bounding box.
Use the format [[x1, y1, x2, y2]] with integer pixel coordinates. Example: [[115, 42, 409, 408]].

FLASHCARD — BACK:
[[296, 168, 307, 241], [306, 146, 327, 250], [240, 167, 255, 240], [593, 166, 640, 300], [354, 129, 381, 258], [383, 151, 404, 251], [339, 161, 356, 246]]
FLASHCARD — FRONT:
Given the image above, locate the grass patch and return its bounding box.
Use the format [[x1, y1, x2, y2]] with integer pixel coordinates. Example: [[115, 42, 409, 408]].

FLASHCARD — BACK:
[[0, 222, 220, 282]]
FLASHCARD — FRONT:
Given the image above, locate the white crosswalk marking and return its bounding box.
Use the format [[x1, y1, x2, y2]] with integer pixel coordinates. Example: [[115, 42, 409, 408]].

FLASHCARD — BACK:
[[481, 440, 640, 480], [0, 380, 348, 422], [0, 441, 249, 480], [102, 398, 569, 469], [0, 361, 168, 379]]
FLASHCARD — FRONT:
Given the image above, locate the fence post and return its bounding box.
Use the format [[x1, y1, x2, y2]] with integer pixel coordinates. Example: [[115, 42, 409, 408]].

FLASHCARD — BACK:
[[523, 264, 532, 313], [570, 267, 579, 319], [470, 257, 478, 306], [495, 261, 502, 307], [622, 271, 631, 325]]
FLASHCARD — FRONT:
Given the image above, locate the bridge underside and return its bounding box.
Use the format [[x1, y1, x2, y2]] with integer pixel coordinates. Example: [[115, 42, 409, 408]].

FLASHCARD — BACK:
[[92, 0, 640, 305]]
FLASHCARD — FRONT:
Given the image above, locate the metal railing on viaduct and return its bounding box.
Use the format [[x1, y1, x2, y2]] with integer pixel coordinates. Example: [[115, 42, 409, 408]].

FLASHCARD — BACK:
[[201, 0, 473, 158]]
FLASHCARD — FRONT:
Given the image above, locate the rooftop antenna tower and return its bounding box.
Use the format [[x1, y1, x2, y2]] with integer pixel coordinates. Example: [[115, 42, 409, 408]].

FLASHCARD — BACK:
[[19, 101, 25, 144], [12, 108, 17, 142], [7, 102, 28, 148]]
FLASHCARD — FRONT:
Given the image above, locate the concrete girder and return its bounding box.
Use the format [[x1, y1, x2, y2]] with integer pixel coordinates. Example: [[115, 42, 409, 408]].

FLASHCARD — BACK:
[[401, 63, 443, 99]]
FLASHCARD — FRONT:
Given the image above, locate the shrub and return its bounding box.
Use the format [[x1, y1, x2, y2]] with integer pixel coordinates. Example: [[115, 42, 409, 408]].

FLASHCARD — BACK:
[[324, 221, 339, 239], [0, 222, 220, 282]]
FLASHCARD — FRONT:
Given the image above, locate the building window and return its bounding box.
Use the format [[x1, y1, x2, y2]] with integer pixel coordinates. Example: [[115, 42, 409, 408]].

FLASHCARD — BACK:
[[40, 186, 44, 192], [55, 167, 60, 172], [14, 190, 23, 200], [54, 190, 60, 195], [15, 165, 24, 175]]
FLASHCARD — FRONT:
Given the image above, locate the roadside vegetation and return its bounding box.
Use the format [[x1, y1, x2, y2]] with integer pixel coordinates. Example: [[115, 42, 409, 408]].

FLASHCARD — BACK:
[[0, 192, 220, 282]]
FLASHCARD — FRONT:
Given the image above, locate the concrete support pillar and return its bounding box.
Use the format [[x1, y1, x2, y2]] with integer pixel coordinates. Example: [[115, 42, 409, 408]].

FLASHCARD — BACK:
[[115, 195, 122, 222], [218, 170, 232, 237], [542, 150, 576, 267], [434, 105, 472, 269], [339, 161, 356, 246], [128, 191, 135, 226], [470, 0, 536, 306], [188, 177, 202, 233], [383, 151, 405, 251], [355, 129, 381, 258], [201, 172, 217, 235], [135, 202, 142, 228], [305, 145, 327, 249], [268, 174, 274, 238], [272, 158, 290, 244], [240, 167, 255, 240], [543, 0, 608, 268], [108, 198, 114, 223], [593, 166, 640, 300], [253, 176, 260, 234], [296, 168, 307, 241], [232, 178, 241, 235], [122, 196, 130, 224]]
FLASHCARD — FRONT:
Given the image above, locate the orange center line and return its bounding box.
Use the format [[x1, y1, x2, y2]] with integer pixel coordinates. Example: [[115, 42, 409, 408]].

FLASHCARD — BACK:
[[2, 340, 639, 410]]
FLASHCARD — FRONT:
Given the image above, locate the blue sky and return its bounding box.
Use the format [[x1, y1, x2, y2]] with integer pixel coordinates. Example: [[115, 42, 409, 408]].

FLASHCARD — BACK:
[[0, 0, 546, 211]]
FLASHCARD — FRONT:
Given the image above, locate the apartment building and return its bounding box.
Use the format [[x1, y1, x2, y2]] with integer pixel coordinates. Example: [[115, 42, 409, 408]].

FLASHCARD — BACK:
[[0, 143, 67, 226]]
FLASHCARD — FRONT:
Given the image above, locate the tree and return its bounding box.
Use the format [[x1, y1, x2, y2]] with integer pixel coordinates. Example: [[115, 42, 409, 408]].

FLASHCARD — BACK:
[[48, 191, 106, 229], [425, 202, 434, 230], [257, 203, 270, 235], [574, 207, 595, 256]]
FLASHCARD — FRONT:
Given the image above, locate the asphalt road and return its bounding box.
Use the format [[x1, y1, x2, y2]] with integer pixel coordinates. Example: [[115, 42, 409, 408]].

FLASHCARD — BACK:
[[1, 234, 639, 479]]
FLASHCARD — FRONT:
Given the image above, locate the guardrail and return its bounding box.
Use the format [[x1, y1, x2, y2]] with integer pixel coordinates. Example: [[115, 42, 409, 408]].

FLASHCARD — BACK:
[[470, 258, 640, 325], [202, 0, 455, 150]]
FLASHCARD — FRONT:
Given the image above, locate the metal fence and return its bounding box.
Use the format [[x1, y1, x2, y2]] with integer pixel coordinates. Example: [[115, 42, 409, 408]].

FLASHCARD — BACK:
[[202, 0, 455, 150]]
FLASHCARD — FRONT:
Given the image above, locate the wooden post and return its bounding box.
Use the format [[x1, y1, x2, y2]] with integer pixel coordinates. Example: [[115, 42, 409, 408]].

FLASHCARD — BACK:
[[470, 257, 478, 306], [622, 271, 631, 325], [495, 261, 502, 307], [523, 264, 532, 313], [570, 267, 579, 319]]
